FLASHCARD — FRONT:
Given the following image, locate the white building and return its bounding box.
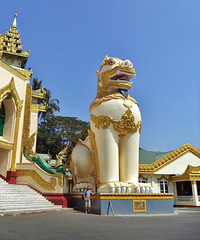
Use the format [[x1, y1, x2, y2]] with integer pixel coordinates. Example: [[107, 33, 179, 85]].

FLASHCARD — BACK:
[[0, 13, 46, 183], [139, 143, 200, 206]]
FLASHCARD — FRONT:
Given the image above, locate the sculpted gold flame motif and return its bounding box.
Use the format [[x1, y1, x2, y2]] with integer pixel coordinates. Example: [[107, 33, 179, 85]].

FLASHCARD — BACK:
[[71, 56, 152, 194], [91, 108, 142, 136]]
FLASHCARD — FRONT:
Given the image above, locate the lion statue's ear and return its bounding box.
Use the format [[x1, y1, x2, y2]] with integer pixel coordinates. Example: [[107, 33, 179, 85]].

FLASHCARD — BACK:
[[95, 70, 100, 78]]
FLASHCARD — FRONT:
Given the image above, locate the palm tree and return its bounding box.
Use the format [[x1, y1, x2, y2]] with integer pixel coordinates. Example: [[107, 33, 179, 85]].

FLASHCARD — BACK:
[[32, 78, 43, 90], [40, 88, 60, 120], [31, 78, 60, 121]]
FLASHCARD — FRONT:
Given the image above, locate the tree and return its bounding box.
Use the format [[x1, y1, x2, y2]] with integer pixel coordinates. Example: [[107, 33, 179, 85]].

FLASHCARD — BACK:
[[36, 116, 90, 159], [31, 78, 60, 121], [31, 78, 43, 90], [39, 89, 60, 121]]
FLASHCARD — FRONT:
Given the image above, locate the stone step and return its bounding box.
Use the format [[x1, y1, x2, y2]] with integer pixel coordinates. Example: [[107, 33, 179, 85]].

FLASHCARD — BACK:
[[0, 190, 40, 194], [0, 185, 37, 189], [0, 203, 57, 208], [0, 200, 51, 204], [0, 203, 61, 209], [0, 178, 63, 213], [0, 200, 52, 204], [0, 205, 56, 210], [0, 186, 38, 190], [0, 206, 62, 214], [0, 199, 46, 202], [0, 195, 46, 198], [0, 192, 46, 196], [0, 178, 7, 182]]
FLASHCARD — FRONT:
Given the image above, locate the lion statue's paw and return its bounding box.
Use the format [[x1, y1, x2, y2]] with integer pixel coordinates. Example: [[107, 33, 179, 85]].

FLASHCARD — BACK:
[[129, 182, 153, 194], [73, 183, 93, 193], [97, 182, 153, 194]]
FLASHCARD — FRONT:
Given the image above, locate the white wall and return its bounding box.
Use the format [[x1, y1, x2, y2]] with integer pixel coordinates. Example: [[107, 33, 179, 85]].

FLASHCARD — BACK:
[[156, 153, 200, 175]]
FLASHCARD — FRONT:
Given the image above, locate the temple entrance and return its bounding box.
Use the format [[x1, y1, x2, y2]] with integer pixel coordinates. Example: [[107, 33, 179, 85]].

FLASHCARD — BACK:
[[0, 98, 16, 178], [0, 149, 11, 178]]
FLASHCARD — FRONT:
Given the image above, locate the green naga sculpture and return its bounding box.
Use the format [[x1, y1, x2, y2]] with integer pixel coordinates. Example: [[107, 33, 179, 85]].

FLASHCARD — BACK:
[[23, 133, 68, 174]]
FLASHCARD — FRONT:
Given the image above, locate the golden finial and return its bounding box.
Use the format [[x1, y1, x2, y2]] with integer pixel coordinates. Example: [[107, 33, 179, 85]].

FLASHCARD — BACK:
[[12, 10, 17, 28]]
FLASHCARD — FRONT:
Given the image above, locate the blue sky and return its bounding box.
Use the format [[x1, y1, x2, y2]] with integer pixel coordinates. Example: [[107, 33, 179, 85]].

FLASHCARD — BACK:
[[1, 0, 199, 151]]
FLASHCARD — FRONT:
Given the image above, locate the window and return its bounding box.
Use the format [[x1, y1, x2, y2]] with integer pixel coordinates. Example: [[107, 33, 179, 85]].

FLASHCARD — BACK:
[[197, 181, 200, 196], [159, 180, 169, 193], [139, 179, 146, 183], [0, 103, 5, 136], [176, 181, 192, 196]]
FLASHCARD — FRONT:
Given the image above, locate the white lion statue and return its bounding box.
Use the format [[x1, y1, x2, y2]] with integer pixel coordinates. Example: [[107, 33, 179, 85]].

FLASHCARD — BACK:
[[70, 56, 152, 194]]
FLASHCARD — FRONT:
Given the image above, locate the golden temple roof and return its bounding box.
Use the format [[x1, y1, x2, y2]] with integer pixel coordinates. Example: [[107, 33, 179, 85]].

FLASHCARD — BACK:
[[0, 12, 30, 70]]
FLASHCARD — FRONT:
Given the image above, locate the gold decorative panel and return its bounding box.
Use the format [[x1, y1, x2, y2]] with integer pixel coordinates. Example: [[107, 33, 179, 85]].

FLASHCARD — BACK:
[[21, 84, 32, 148], [133, 200, 146, 212]]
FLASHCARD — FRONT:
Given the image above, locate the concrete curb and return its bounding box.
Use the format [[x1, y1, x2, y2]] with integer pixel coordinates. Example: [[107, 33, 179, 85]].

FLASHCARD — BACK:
[[0, 207, 77, 217]]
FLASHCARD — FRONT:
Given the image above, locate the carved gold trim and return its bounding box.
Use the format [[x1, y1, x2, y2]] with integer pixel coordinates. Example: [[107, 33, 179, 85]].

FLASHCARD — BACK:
[[98, 195, 174, 200], [13, 68, 32, 79], [88, 129, 99, 184], [58, 175, 64, 187], [157, 175, 170, 182], [0, 60, 28, 81], [0, 140, 13, 149], [24, 133, 37, 157], [138, 174, 148, 182], [69, 193, 174, 200], [0, 78, 23, 170], [0, 78, 23, 115], [90, 92, 138, 111], [139, 143, 200, 174], [21, 84, 32, 150], [91, 108, 141, 136], [191, 181, 196, 185], [31, 104, 48, 113], [17, 169, 56, 191], [32, 90, 46, 99], [170, 165, 200, 182]]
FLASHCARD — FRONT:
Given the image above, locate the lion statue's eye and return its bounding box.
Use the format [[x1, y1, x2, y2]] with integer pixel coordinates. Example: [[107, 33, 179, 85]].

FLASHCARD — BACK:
[[109, 60, 115, 65]]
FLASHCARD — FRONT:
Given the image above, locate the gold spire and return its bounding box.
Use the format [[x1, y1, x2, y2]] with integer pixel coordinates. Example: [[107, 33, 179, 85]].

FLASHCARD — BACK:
[[12, 11, 17, 28], [4, 11, 24, 55]]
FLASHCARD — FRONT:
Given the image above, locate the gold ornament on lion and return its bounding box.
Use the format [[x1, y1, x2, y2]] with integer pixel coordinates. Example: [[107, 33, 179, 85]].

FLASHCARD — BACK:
[[91, 108, 142, 136]]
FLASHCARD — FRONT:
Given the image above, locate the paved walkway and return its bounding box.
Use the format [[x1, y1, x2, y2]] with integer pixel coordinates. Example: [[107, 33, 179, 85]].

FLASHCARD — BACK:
[[0, 208, 200, 240]]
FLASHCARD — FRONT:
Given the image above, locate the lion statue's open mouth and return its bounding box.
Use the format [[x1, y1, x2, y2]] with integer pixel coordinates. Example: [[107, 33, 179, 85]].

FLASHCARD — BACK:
[[109, 70, 135, 84], [95, 56, 136, 93]]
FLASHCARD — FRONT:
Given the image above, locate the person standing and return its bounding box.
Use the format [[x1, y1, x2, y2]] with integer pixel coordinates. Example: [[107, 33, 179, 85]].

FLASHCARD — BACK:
[[83, 186, 94, 214]]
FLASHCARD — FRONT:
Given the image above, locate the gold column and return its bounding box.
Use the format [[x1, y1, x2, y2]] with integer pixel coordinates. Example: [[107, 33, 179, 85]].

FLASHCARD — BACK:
[[20, 83, 32, 163]]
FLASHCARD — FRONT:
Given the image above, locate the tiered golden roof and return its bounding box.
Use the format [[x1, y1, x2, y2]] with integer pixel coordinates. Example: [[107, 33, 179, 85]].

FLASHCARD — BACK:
[[0, 12, 30, 72]]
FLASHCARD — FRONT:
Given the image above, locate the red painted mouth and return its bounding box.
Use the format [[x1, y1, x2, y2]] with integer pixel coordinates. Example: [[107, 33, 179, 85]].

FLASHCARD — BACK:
[[109, 71, 135, 82]]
